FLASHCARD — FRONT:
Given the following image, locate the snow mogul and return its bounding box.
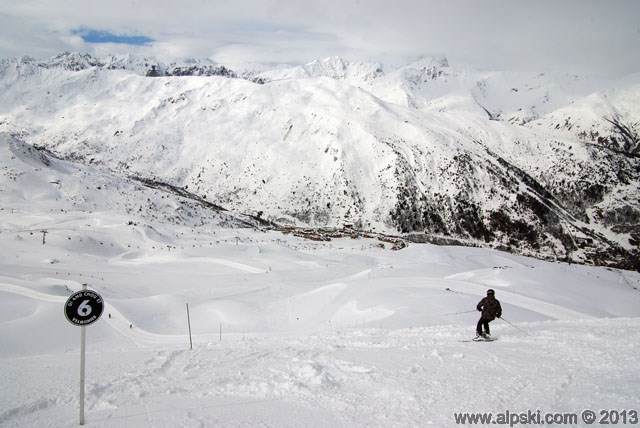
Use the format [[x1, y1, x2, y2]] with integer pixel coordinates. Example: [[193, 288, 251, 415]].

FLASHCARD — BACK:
[[476, 289, 502, 339]]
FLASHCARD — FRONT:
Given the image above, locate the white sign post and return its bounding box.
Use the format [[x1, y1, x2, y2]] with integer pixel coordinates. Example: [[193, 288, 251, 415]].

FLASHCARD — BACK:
[[64, 284, 104, 425]]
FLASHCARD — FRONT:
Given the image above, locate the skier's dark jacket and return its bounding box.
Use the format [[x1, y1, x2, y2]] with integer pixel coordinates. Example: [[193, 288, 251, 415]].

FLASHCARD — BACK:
[[477, 296, 502, 321]]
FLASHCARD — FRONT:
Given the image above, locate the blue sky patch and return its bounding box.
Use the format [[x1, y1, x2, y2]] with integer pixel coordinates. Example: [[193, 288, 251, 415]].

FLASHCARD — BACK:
[[73, 28, 153, 45]]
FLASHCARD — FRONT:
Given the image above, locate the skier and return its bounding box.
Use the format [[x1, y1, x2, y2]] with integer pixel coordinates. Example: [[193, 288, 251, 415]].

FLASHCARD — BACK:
[[476, 289, 502, 339]]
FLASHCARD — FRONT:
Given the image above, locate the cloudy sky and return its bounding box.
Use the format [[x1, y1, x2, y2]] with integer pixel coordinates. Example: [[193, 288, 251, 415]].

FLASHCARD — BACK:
[[1, 0, 639, 75]]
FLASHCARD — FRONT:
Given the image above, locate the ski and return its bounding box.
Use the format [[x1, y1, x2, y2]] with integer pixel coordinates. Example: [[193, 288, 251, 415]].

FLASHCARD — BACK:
[[460, 336, 497, 342]]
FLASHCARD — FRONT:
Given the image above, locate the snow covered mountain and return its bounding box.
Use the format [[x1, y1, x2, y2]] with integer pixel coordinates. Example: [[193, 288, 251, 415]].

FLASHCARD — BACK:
[[2, 54, 640, 427], [1, 52, 638, 269]]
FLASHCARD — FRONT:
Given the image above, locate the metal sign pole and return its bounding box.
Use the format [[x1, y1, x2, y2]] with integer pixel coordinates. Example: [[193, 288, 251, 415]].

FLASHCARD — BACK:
[[79, 323, 86, 425], [79, 283, 87, 425]]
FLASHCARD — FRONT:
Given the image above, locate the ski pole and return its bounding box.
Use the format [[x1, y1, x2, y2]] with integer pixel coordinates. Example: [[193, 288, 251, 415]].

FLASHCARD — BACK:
[[499, 316, 529, 335], [444, 310, 478, 316]]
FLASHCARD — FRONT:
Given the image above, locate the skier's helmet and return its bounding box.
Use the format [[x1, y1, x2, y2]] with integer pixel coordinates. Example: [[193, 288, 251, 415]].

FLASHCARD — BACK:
[[487, 289, 495, 296]]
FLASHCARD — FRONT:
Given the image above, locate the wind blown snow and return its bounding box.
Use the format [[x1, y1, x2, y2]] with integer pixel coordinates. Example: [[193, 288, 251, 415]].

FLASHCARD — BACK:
[[1, 133, 639, 427]]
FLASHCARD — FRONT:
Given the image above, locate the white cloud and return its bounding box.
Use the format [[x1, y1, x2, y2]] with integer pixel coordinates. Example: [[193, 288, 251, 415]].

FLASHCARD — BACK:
[[1, 0, 639, 75]]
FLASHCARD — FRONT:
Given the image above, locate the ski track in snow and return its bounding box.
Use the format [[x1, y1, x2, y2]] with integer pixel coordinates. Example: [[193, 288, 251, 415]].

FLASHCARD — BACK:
[[112, 254, 267, 274], [0, 281, 68, 303], [0, 263, 594, 350], [440, 276, 595, 320]]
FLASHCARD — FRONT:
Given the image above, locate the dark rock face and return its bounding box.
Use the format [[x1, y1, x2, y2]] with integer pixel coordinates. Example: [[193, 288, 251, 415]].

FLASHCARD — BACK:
[[145, 65, 239, 78], [390, 142, 640, 270]]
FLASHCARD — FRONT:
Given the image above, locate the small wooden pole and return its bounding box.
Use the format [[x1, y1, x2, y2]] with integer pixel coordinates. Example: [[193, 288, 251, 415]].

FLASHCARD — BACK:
[[186, 303, 193, 350]]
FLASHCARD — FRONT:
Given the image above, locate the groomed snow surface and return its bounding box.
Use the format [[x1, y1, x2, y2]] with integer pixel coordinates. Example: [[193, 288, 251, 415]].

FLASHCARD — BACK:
[[1, 216, 639, 428]]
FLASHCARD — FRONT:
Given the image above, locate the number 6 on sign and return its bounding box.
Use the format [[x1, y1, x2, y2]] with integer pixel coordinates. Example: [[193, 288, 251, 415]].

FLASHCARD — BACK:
[[77, 300, 92, 316]]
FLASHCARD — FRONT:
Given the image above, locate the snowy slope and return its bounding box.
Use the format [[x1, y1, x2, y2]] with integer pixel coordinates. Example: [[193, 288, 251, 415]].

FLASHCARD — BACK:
[[1, 133, 639, 427], [0, 53, 638, 270]]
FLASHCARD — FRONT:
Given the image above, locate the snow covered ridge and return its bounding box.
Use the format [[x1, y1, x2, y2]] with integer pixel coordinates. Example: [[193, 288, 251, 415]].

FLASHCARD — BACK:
[[0, 52, 264, 83], [0, 52, 638, 270]]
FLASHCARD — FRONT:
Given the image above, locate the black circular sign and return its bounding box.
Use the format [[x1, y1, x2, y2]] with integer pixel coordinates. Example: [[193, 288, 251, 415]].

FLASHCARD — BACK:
[[64, 290, 104, 326]]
